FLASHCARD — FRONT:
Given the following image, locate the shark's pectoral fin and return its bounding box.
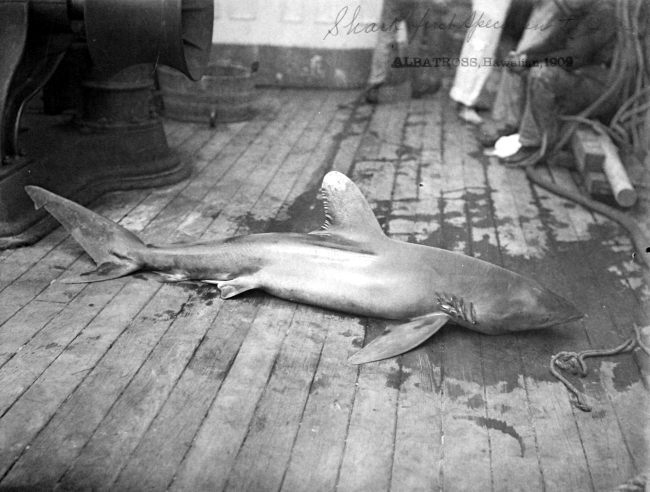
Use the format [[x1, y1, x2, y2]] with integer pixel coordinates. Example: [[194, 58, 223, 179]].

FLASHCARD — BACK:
[[60, 261, 140, 284], [348, 313, 450, 365], [206, 277, 257, 299]]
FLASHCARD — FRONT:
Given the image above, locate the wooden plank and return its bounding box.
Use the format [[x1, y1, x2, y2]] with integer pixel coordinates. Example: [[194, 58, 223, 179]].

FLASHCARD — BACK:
[[166, 92, 334, 491], [112, 108, 255, 240], [0, 112, 251, 484], [0, 279, 160, 479], [175, 91, 307, 239], [0, 249, 12, 263], [0, 87, 645, 492], [541, 166, 646, 485], [436, 96, 491, 491], [335, 101, 410, 492], [223, 305, 331, 492], [0, 121, 224, 318], [241, 91, 341, 232], [110, 91, 352, 492], [386, 98, 444, 492], [0, 191, 150, 375], [110, 296, 260, 492], [462, 129, 545, 491], [411, 95, 443, 245], [279, 314, 362, 492], [0, 300, 65, 368], [390, 347, 444, 492], [273, 94, 374, 492], [494, 164, 596, 491], [31, 190, 154, 305], [168, 104, 287, 239], [271, 91, 365, 233], [202, 91, 328, 238], [0, 279, 129, 418], [0, 227, 68, 294], [0, 89, 305, 489], [207, 90, 331, 235], [0, 237, 91, 325], [52, 285, 224, 491], [335, 354, 399, 492], [0, 191, 145, 321], [331, 103, 374, 175], [164, 120, 202, 149], [26, 112, 251, 308], [127, 121, 250, 243], [168, 298, 297, 492], [386, 98, 424, 238]]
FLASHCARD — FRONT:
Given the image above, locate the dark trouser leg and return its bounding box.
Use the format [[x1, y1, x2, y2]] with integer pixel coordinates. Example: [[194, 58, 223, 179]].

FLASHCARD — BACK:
[[492, 68, 526, 131], [518, 65, 609, 148]]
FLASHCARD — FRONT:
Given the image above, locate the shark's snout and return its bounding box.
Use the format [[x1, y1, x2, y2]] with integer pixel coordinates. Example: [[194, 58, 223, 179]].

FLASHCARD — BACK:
[[505, 286, 583, 331], [536, 288, 583, 328], [481, 277, 584, 333]]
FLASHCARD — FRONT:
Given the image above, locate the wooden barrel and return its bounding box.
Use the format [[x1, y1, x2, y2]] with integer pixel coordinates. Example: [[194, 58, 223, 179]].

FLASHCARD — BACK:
[[157, 63, 257, 124]]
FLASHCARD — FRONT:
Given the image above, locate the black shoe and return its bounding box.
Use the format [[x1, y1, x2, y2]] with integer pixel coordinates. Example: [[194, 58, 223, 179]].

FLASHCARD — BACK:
[[500, 146, 542, 167], [477, 122, 517, 147], [364, 83, 382, 104]]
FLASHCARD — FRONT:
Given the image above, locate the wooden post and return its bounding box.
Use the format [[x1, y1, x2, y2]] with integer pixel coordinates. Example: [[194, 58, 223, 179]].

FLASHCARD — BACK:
[[599, 133, 637, 207]]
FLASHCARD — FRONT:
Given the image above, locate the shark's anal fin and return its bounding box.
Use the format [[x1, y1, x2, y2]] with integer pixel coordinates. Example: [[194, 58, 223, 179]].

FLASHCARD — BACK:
[[348, 313, 450, 365], [60, 261, 139, 284]]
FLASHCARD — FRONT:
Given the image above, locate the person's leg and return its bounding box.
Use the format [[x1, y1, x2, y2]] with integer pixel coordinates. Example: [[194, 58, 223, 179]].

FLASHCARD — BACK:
[[450, 0, 512, 122], [492, 68, 525, 130], [503, 65, 608, 165], [404, 0, 444, 98], [478, 68, 525, 146], [366, 0, 400, 102], [519, 66, 608, 148]]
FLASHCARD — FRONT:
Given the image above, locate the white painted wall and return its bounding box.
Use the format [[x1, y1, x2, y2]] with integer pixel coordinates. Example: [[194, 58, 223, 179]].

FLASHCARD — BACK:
[[213, 0, 385, 49]]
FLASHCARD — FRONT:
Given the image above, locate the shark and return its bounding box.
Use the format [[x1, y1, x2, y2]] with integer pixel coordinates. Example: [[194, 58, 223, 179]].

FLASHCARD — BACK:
[[25, 171, 583, 364]]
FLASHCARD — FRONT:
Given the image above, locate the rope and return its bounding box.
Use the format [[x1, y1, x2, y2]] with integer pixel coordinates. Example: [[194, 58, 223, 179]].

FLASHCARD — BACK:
[[550, 325, 650, 412], [525, 166, 650, 270]]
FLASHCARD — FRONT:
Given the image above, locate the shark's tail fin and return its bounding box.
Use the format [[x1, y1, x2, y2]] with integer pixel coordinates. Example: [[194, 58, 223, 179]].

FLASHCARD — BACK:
[[25, 186, 145, 283]]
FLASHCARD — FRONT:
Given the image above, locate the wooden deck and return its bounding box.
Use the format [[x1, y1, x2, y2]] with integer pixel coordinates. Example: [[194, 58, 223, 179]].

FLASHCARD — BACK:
[[1, 88, 649, 492]]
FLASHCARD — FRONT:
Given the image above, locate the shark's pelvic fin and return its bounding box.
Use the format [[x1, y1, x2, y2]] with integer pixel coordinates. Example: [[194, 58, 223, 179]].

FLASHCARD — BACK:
[[25, 186, 145, 282], [348, 313, 450, 364], [312, 171, 385, 240]]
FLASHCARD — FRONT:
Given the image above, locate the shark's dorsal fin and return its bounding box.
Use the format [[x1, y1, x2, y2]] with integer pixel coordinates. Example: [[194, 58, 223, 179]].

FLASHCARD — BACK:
[[311, 171, 385, 239]]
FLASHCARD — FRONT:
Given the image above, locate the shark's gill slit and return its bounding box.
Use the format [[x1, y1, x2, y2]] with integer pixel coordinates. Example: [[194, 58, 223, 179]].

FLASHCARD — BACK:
[[435, 292, 476, 325]]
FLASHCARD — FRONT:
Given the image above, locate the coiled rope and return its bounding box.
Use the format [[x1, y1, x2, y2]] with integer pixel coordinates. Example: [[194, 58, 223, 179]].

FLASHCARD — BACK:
[[550, 325, 650, 412]]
